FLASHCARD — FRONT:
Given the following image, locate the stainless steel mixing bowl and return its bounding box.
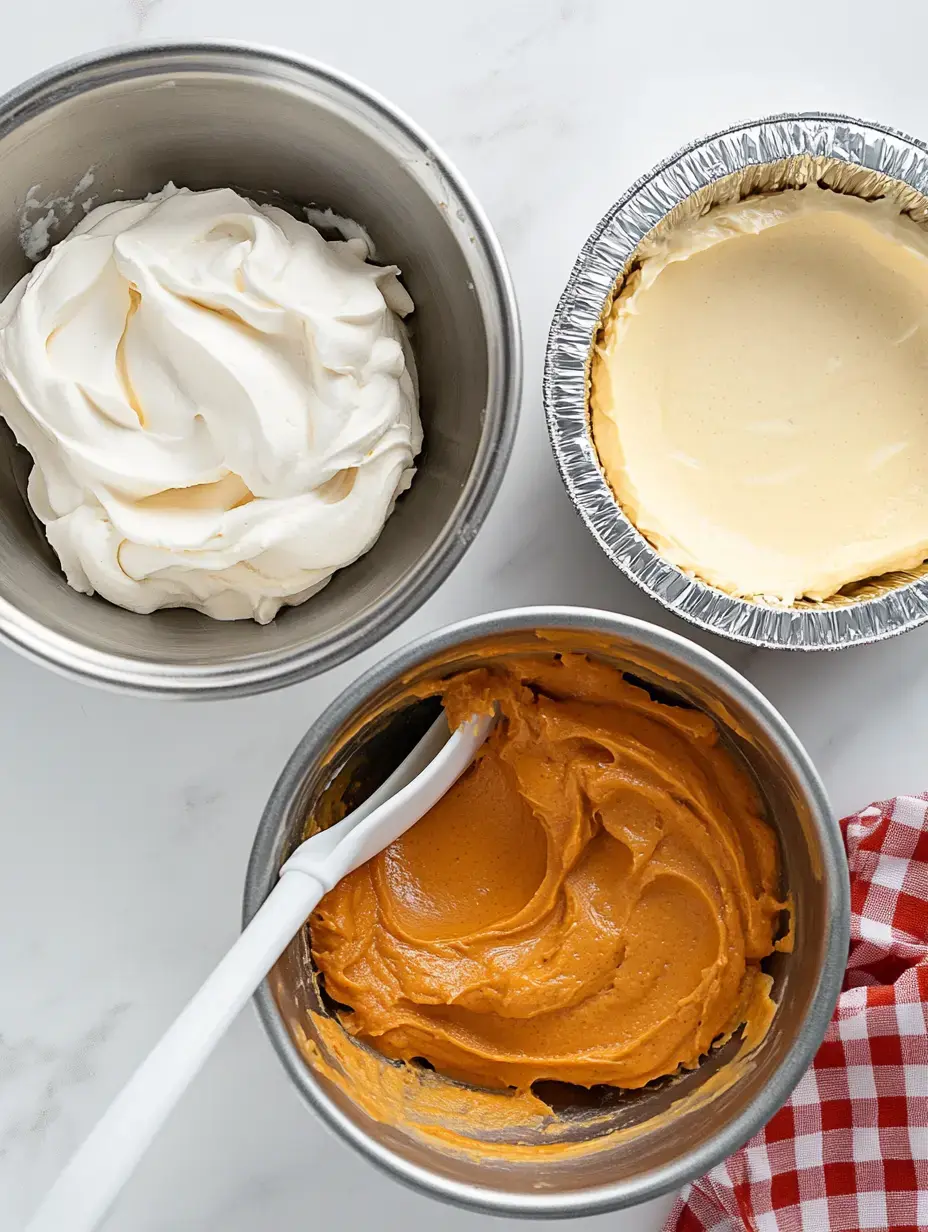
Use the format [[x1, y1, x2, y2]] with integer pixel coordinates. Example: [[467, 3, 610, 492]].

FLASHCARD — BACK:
[[244, 606, 849, 1218], [0, 43, 520, 697]]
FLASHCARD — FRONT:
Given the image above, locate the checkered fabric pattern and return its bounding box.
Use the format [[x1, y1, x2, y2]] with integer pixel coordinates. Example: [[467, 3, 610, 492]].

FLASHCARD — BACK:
[[664, 794, 928, 1232]]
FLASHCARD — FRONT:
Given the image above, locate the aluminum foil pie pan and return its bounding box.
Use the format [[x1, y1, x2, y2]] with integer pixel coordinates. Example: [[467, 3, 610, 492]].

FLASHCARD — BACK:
[[544, 112, 928, 650]]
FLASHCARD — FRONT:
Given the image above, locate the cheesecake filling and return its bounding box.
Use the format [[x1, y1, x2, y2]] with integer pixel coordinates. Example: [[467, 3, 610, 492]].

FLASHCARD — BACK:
[[591, 186, 928, 604]]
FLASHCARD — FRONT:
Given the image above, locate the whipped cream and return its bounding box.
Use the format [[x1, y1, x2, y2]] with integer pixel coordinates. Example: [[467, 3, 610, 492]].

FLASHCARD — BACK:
[[0, 184, 421, 622]]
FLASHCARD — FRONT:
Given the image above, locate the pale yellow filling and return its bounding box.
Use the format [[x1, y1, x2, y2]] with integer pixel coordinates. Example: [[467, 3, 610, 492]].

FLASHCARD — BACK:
[[590, 186, 928, 604]]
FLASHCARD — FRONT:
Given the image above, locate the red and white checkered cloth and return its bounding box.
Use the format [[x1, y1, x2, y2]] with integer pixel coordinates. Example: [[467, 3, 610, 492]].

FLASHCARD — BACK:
[[665, 794, 928, 1232]]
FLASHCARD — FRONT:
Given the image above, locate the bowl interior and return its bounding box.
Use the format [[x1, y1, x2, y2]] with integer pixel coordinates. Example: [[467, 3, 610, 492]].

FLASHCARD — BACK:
[[251, 619, 842, 1209], [0, 49, 503, 678]]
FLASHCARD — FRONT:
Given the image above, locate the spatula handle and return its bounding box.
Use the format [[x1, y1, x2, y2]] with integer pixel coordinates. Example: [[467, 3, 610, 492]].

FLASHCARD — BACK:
[[26, 870, 323, 1232]]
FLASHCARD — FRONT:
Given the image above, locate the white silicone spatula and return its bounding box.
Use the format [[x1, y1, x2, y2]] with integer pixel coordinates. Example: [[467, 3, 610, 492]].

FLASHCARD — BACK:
[[27, 706, 495, 1232]]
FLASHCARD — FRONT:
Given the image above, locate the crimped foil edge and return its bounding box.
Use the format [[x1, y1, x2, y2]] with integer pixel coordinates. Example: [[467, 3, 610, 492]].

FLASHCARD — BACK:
[[544, 112, 928, 650]]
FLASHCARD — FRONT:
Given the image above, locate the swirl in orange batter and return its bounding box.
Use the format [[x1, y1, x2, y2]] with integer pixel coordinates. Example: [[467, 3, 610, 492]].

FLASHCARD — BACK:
[[311, 653, 783, 1094]]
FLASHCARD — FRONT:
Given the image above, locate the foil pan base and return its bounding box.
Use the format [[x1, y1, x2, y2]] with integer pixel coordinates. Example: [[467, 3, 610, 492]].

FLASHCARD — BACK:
[[544, 113, 928, 650]]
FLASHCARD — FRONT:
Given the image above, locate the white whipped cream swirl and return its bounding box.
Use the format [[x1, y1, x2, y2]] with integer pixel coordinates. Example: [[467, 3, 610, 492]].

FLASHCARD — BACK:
[[0, 185, 421, 622]]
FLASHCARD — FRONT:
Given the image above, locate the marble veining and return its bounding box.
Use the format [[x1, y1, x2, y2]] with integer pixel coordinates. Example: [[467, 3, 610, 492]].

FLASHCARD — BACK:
[[1, 1005, 132, 1159], [3, 1, 928, 1229]]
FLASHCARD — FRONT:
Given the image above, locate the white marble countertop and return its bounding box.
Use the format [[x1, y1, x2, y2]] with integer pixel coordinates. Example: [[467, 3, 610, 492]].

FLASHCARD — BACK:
[[5, 2, 928, 1229]]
